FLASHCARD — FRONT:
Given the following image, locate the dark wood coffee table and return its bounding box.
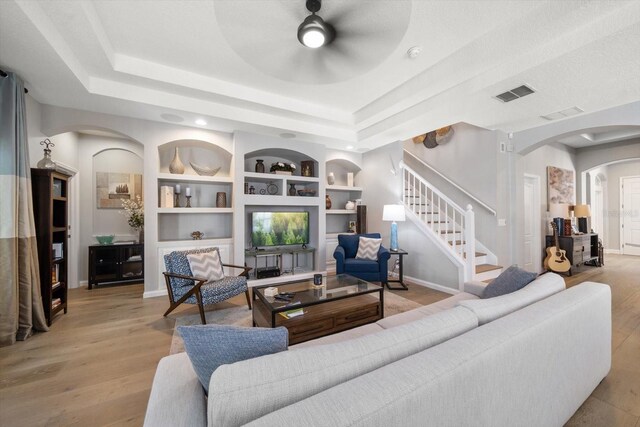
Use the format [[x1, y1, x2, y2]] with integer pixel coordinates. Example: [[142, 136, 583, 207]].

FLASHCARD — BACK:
[[252, 274, 384, 345]]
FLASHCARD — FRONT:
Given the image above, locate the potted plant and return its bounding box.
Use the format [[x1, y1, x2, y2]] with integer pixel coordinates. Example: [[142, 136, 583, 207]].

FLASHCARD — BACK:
[[121, 195, 144, 243], [270, 162, 297, 175]]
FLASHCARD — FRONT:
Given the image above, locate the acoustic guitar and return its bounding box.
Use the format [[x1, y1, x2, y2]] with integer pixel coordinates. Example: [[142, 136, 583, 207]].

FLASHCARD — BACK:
[[544, 222, 571, 273]]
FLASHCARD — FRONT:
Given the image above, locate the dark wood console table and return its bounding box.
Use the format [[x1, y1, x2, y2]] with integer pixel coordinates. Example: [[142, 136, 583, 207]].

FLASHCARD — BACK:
[[545, 233, 599, 273], [88, 243, 144, 289]]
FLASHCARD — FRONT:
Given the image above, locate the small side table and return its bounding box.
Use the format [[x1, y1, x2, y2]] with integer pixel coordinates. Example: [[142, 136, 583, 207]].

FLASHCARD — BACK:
[[387, 249, 408, 290]]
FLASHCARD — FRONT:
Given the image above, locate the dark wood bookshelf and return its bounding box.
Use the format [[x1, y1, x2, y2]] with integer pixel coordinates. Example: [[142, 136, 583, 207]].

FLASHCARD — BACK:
[[31, 168, 71, 326]]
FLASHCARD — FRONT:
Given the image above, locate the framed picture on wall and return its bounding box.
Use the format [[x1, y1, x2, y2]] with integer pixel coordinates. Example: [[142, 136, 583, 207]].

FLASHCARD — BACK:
[[547, 166, 575, 206], [96, 172, 143, 209]]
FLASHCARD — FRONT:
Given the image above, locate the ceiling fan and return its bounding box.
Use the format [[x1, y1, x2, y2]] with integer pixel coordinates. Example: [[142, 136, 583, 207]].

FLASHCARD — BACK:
[[213, 0, 411, 84]]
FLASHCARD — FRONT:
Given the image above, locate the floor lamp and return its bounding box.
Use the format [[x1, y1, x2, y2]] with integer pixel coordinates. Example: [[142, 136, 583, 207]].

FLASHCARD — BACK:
[[383, 204, 405, 251]]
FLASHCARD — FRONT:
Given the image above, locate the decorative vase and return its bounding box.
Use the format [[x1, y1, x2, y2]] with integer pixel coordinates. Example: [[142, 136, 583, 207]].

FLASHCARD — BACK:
[[345, 200, 355, 210], [255, 159, 265, 173], [288, 183, 297, 196], [138, 228, 144, 244], [327, 172, 335, 185], [326, 195, 332, 209], [216, 192, 227, 208], [169, 147, 185, 174]]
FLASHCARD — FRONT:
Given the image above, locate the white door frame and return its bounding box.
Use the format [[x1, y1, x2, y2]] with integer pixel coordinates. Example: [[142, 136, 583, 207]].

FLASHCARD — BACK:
[[523, 174, 542, 272], [620, 175, 640, 255]]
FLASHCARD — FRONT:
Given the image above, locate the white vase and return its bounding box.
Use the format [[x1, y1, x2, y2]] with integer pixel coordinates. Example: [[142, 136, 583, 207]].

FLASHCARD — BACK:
[[327, 172, 335, 185], [345, 200, 355, 210], [169, 147, 185, 174]]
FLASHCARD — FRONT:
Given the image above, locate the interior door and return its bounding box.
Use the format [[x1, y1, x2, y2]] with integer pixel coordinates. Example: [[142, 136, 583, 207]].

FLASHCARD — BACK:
[[523, 175, 541, 272], [622, 176, 640, 256]]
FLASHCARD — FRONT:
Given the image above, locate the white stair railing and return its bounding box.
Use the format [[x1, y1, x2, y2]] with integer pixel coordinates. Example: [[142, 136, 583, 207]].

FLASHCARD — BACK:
[[403, 164, 476, 281]]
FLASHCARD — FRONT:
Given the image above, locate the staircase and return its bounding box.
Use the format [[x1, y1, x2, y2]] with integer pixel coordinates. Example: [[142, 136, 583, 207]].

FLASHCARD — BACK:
[[402, 164, 502, 286]]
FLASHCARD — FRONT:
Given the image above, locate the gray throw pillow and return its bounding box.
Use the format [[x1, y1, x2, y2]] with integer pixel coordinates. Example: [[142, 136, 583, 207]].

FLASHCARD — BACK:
[[178, 325, 288, 392], [481, 265, 538, 299]]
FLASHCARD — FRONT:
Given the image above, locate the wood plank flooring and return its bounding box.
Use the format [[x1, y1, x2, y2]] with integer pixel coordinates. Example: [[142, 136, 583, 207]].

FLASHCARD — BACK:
[[0, 255, 638, 426]]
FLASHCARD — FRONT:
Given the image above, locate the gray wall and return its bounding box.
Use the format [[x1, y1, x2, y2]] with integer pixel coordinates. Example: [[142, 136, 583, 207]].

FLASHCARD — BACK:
[[361, 142, 460, 291], [402, 123, 499, 255]]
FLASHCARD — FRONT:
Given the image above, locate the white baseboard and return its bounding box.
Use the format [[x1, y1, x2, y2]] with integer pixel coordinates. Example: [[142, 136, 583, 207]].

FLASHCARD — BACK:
[[143, 289, 168, 299], [404, 275, 459, 295], [604, 249, 620, 254]]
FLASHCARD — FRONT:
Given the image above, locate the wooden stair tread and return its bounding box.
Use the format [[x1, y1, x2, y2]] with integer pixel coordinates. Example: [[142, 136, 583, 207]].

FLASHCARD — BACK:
[[440, 230, 460, 234], [476, 264, 503, 273], [464, 252, 487, 258], [448, 240, 465, 246]]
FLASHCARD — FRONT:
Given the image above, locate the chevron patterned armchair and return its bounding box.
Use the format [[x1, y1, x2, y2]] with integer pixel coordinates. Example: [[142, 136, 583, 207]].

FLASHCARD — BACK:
[[162, 247, 252, 324], [333, 233, 390, 285]]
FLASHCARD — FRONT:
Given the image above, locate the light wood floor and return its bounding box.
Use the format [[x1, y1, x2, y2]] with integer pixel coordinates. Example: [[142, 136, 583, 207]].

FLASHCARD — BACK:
[[0, 255, 638, 426]]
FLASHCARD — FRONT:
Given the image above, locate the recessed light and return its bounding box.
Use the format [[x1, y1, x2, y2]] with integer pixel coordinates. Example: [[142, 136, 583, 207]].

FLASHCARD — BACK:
[[195, 119, 207, 126], [346, 145, 354, 150], [280, 132, 296, 139]]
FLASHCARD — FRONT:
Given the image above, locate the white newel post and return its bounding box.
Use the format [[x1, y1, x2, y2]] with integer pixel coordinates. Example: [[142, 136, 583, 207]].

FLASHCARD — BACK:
[[464, 204, 476, 282]]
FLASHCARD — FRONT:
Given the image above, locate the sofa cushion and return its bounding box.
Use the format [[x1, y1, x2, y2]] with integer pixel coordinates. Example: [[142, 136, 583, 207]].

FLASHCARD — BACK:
[[377, 292, 478, 328], [207, 306, 478, 427], [355, 236, 382, 260], [458, 272, 565, 325], [187, 250, 224, 282], [178, 325, 288, 393], [343, 258, 380, 273], [338, 233, 381, 259], [482, 265, 537, 299]]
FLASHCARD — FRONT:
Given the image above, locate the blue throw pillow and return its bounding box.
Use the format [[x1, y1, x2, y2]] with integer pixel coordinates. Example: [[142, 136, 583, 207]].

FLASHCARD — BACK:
[[481, 265, 538, 299], [178, 325, 288, 392]]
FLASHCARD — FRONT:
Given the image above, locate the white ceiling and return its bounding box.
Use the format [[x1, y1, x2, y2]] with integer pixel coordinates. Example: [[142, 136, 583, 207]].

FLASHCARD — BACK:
[[1, 0, 640, 151]]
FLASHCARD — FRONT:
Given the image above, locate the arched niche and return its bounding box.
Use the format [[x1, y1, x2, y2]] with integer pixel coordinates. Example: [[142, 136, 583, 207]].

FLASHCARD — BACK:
[[326, 158, 362, 187], [244, 148, 319, 176], [158, 139, 233, 177]]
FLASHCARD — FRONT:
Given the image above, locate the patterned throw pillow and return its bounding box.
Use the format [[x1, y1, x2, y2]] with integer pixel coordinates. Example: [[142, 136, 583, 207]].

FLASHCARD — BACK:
[[179, 325, 288, 393], [187, 250, 224, 282], [355, 236, 382, 261]]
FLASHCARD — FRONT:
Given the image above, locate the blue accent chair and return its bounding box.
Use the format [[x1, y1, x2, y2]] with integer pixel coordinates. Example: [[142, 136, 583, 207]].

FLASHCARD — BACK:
[[333, 233, 390, 284], [162, 247, 252, 324]]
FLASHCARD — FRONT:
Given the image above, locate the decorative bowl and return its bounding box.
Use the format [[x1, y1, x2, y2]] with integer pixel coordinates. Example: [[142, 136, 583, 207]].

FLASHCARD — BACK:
[[297, 189, 316, 197], [96, 235, 115, 245]]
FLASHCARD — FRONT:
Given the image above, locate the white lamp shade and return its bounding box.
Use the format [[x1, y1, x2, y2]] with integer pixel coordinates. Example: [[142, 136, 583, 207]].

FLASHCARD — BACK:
[[383, 204, 405, 222], [548, 203, 570, 218]]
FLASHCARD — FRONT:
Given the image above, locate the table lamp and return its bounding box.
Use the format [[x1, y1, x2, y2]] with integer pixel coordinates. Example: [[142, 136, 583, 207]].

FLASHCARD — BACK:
[[383, 204, 405, 251], [573, 204, 591, 233]]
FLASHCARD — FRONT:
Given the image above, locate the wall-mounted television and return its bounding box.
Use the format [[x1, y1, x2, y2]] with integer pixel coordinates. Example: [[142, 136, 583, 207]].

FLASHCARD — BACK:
[[251, 211, 309, 247]]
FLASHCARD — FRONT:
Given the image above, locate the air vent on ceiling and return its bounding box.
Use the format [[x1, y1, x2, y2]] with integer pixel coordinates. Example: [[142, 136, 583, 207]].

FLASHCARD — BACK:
[[540, 106, 584, 121], [494, 84, 536, 103]]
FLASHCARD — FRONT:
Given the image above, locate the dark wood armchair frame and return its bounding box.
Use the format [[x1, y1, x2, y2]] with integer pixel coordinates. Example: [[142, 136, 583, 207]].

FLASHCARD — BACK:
[[163, 263, 252, 324]]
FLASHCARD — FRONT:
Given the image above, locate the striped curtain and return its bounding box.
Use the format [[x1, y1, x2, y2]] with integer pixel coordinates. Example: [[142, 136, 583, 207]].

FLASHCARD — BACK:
[[0, 72, 48, 346]]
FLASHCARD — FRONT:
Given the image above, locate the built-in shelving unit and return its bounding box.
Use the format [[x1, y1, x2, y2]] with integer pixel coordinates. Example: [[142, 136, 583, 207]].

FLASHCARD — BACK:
[[324, 158, 363, 272], [157, 141, 234, 243]]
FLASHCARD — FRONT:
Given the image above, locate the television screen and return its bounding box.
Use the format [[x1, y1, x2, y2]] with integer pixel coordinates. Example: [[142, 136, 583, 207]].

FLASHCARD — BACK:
[[251, 212, 309, 247]]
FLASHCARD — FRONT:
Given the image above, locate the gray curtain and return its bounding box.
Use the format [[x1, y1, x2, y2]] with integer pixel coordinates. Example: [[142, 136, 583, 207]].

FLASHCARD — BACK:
[[0, 72, 49, 346]]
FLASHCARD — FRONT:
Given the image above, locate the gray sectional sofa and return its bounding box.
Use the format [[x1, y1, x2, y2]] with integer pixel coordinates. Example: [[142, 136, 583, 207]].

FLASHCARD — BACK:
[[144, 273, 611, 427]]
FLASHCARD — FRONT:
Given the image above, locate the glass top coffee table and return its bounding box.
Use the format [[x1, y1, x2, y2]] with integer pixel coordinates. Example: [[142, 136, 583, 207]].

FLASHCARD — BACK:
[[252, 274, 384, 345]]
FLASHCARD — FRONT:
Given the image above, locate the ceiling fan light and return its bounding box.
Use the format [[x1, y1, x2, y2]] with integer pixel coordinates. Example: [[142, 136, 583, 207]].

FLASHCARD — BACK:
[[298, 14, 334, 48]]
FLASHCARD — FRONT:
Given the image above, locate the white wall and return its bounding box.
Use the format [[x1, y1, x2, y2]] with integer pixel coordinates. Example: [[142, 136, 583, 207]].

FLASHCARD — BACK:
[[604, 160, 640, 250], [361, 142, 460, 291]]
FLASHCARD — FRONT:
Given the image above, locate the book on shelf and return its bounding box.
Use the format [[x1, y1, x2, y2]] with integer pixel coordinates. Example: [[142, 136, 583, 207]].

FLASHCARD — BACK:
[[52, 298, 62, 309], [51, 264, 59, 283], [278, 307, 304, 319], [52, 281, 61, 290]]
